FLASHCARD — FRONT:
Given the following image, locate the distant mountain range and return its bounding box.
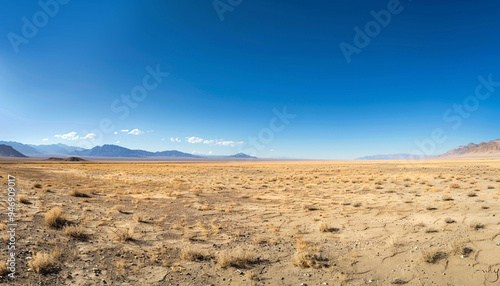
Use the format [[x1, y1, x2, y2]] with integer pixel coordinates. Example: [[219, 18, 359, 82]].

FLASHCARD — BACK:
[[3, 139, 500, 160], [0, 144, 28, 157], [439, 139, 500, 158], [357, 138, 500, 160], [0, 141, 256, 159], [356, 154, 432, 160]]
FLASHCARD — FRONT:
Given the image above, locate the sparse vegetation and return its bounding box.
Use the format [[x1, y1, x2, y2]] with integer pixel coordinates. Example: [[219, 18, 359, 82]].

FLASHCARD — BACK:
[[30, 252, 58, 274], [63, 225, 89, 240], [0, 262, 9, 277], [422, 249, 447, 264], [115, 228, 134, 243], [69, 189, 89, 197], [44, 207, 67, 229], [469, 221, 485, 230], [180, 247, 212, 261], [1, 158, 499, 285], [217, 248, 259, 268], [444, 217, 456, 224], [18, 195, 30, 204]]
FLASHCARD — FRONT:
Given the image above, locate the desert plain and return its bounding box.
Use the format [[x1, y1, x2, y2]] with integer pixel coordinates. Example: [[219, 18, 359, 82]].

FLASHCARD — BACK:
[[0, 159, 499, 285]]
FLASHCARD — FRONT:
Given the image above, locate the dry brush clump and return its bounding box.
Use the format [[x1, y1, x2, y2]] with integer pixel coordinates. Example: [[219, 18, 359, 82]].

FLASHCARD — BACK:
[[114, 228, 135, 243], [449, 240, 473, 257], [45, 207, 67, 229], [0, 262, 9, 277], [319, 223, 340, 233], [293, 238, 328, 268], [469, 221, 484, 230], [442, 195, 454, 201], [63, 225, 89, 240], [69, 189, 90, 197], [18, 195, 31, 204], [30, 252, 58, 274], [421, 248, 447, 264], [444, 217, 456, 224], [180, 247, 213, 261], [217, 248, 259, 268]]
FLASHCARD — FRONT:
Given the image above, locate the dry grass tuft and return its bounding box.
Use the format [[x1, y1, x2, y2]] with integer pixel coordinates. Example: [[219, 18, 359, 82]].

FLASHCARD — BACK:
[[69, 190, 90, 198], [469, 221, 484, 230], [319, 223, 340, 233], [425, 228, 438, 233], [303, 204, 319, 211], [293, 238, 328, 268], [450, 241, 473, 257], [422, 249, 447, 264], [293, 251, 328, 268], [217, 248, 259, 268], [115, 228, 134, 243], [0, 262, 9, 276], [63, 225, 89, 240], [467, 192, 477, 197], [444, 217, 456, 224], [18, 195, 31, 204], [30, 252, 58, 274], [450, 183, 460, 189], [180, 247, 212, 261], [442, 195, 453, 201], [44, 207, 67, 229]]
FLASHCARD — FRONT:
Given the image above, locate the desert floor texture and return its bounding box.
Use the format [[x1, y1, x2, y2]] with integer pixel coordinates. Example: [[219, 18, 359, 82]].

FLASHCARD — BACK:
[[0, 159, 499, 285]]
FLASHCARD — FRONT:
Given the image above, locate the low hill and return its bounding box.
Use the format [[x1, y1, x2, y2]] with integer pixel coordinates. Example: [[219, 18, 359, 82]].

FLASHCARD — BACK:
[[226, 153, 257, 159], [47, 157, 86, 161]]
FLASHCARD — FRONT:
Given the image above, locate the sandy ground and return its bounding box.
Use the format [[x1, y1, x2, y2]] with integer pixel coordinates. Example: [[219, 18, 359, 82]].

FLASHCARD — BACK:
[[0, 159, 499, 285]]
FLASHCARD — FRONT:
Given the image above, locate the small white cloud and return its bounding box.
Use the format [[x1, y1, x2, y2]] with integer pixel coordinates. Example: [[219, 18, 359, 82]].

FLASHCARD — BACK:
[[208, 151, 213, 155], [128, 129, 143, 135], [161, 138, 165, 141], [55, 131, 79, 140], [121, 129, 129, 133], [187, 136, 203, 144], [115, 141, 120, 144], [54, 131, 97, 141], [114, 131, 118, 135], [42, 138, 49, 141], [81, 133, 96, 140], [170, 137, 181, 143], [215, 140, 243, 147], [187, 137, 243, 147]]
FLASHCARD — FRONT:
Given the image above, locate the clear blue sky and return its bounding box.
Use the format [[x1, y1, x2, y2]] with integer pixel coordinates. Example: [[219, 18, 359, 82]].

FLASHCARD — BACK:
[[1, 0, 500, 159]]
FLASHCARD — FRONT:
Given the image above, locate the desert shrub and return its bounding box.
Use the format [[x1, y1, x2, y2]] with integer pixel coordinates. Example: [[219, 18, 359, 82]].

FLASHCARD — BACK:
[[45, 207, 67, 229], [30, 252, 58, 274]]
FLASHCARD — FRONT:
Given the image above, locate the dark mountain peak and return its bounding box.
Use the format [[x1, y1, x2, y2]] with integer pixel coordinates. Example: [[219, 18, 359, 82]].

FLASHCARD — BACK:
[[0, 144, 28, 157]]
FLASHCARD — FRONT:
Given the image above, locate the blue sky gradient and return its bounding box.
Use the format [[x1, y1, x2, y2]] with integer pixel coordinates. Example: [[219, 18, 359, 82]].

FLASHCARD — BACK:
[[1, 0, 500, 159]]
